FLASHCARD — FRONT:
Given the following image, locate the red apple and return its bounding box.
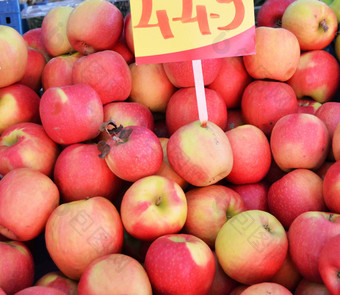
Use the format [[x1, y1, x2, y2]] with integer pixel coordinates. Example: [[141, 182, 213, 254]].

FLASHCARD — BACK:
[[124, 13, 134, 54], [282, 0, 338, 51], [287, 50, 340, 103], [0, 240, 34, 295], [0, 83, 40, 134], [72, 50, 131, 105], [23, 28, 50, 62], [53, 143, 122, 203], [241, 80, 298, 136], [110, 33, 134, 64], [144, 234, 216, 295], [183, 185, 246, 247], [14, 286, 67, 295], [294, 279, 331, 295], [297, 99, 322, 114], [240, 282, 292, 294], [323, 161, 340, 213], [208, 56, 253, 109], [35, 272, 77, 295], [45, 196, 124, 280], [39, 84, 104, 145], [316, 102, 340, 138], [66, 0, 123, 55], [78, 253, 152, 295], [257, 0, 296, 27], [226, 124, 272, 184], [0, 122, 59, 177], [0, 25, 28, 88], [288, 211, 340, 283], [270, 113, 330, 171], [0, 168, 59, 241], [167, 121, 233, 187], [243, 27, 300, 82]]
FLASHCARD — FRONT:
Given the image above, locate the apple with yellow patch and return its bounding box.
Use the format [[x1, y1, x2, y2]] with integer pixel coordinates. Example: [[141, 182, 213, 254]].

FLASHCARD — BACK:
[[35, 272, 78, 295]]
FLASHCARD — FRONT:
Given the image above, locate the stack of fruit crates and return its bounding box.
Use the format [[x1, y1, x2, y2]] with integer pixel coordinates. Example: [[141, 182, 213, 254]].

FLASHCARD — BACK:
[[0, 0, 23, 34]]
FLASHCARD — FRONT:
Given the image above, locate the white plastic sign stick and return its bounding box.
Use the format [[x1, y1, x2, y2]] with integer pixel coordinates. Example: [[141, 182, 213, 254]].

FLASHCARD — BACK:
[[192, 59, 208, 127]]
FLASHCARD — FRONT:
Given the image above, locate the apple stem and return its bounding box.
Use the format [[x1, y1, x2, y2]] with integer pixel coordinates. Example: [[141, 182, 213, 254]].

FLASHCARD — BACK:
[[263, 224, 271, 232], [319, 19, 329, 32], [329, 213, 334, 222], [155, 196, 162, 206], [275, 19, 282, 28]]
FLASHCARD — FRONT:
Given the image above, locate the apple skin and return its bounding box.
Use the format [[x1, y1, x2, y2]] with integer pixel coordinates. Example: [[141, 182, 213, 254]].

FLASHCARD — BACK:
[[241, 80, 298, 136], [288, 211, 340, 283], [104, 125, 163, 182], [243, 27, 300, 82], [72, 50, 131, 105], [78, 253, 152, 295], [129, 63, 176, 113], [166, 87, 228, 135], [41, 6, 74, 57], [45, 196, 124, 280], [256, 0, 296, 28], [0, 168, 59, 241], [110, 33, 134, 65], [0, 122, 59, 177], [0, 83, 40, 134], [294, 278, 331, 295], [144, 234, 216, 295], [35, 272, 77, 295], [167, 121, 233, 187], [163, 58, 222, 88], [215, 210, 288, 285], [39, 84, 104, 145], [208, 56, 253, 109], [183, 185, 246, 248], [226, 124, 272, 184], [287, 50, 340, 103], [268, 169, 326, 229], [282, 0, 338, 51], [323, 161, 340, 213], [270, 113, 330, 171], [14, 286, 68, 295], [240, 282, 292, 295], [42, 52, 82, 91], [67, 0, 123, 55], [53, 143, 122, 203], [333, 123, 340, 160], [318, 234, 340, 295], [297, 99, 322, 115], [121, 175, 187, 241], [124, 13, 134, 54], [23, 28, 51, 62], [0, 240, 34, 295], [316, 102, 340, 138], [0, 25, 28, 88]]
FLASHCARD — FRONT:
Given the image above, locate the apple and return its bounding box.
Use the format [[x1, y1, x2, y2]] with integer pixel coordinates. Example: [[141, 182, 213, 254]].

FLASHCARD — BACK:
[[316, 102, 340, 138], [226, 109, 245, 131], [270, 113, 330, 171], [23, 28, 50, 62], [39, 84, 104, 145], [78, 253, 152, 295], [183, 185, 246, 248], [0, 25, 28, 88], [231, 182, 269, 211], [297, 99, 322, 114], [0, 168, 59, 241], [323, 161, 340, 213], [163, 58, 222, 88], [208, 56, 253, 109], [294, 279, 331, 295], [42, 53, 82, 91], [0, 288, 5, 295], [167, 121, 233, 187], [268, 169, 326, 229], [66, 0, 123, 55], [124, 13, 134, 54], [318, 234, 340, 295], [102, 125, 163, 182], [144, 234, 216, 295], [14, 286, 68, 295], [215, 210, 288, 285], [0, 240, 34, 295], [155, 138, 187, 188], [72, 50, 131, 105], [282, 0, 338, 51], [45, 196, 123, 280], [120, 175, 187, 241], [41, 6, 74, 57], [0, 83, 40, 134], [333, 123, 340, 160], [321, 0, 340, 22], [226, 124, 272, 184], [288, 211, 340, 283], [110, 33, 134, 64], [256, 0, 296, 28], [129, 63, 176, 113], [166, 87, 228, 135], [243, 27, 300, 82], [240, 282, 292, 294], [35, 272, 77, 295], [53, 143, 122, 203], [241, 80, 298, 136], [287, 50, 340, 103], [0, 122, 59, 177]]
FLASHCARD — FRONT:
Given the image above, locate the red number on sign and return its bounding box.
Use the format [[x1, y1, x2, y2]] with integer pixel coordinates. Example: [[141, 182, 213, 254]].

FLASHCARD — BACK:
[[217, 0, 245, 30]]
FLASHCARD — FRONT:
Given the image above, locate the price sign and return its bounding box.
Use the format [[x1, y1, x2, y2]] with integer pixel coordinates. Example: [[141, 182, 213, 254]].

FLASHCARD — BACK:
[[130, 0, 256, 64]]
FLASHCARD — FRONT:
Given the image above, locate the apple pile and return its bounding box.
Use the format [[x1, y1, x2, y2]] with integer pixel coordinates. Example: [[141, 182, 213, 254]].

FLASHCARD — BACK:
[[0, 0, 340, 294]]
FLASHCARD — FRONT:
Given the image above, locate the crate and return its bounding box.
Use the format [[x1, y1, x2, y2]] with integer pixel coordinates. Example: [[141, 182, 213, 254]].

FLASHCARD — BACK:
[[0, 0, 23, 34]]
